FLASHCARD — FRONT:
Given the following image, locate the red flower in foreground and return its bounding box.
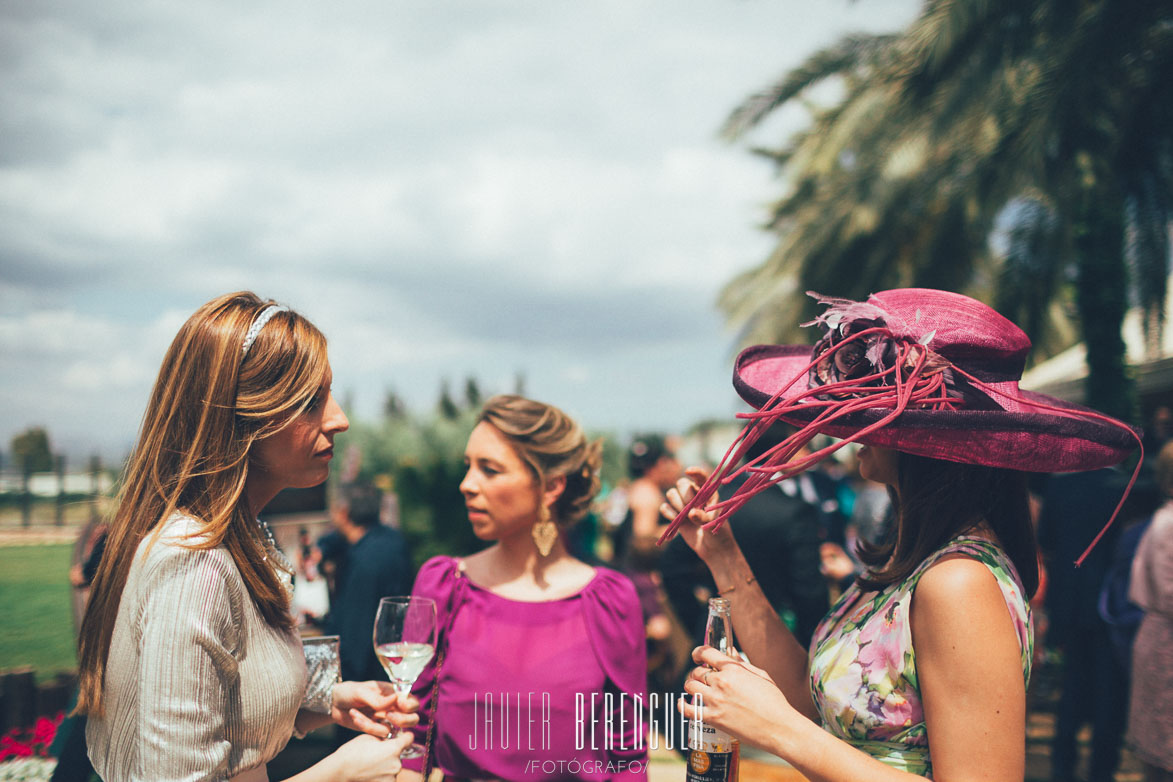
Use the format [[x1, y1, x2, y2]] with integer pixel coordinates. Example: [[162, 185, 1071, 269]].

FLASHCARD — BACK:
[[0, 711, 63, 760], [0, 734, 35, 760], [32, 716, 59, 746]]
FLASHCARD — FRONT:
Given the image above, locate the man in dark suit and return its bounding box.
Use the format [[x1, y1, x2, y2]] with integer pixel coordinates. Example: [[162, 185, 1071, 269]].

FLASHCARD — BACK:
[[657, 423, 829, 650], [1037, 468, 1130, 782], [321, 482, 413, 683]]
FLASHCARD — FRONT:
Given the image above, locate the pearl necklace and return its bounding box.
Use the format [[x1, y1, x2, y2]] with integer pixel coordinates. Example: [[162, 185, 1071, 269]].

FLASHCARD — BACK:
[[256, 516, 295, 575]]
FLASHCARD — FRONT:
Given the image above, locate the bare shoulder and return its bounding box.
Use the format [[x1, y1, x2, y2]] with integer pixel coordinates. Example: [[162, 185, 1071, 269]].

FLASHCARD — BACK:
[[911, 554, 1018, 648], [915, 554, 1001, 602], [910, 556, 1028, 777]]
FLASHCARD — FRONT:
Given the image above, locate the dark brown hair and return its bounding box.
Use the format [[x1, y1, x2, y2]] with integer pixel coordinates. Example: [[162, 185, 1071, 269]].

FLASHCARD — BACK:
[[855, 452, 1040, 598], [76, 292, 329, 717]]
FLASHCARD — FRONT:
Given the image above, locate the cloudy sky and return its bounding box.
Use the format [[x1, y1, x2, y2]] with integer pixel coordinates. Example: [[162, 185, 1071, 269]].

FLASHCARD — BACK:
[[1, 0, 918, 462]]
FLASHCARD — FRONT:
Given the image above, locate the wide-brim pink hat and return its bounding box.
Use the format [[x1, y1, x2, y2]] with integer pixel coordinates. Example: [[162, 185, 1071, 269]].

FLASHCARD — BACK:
[[732, 289, 1137, 472], [660, 288, 1141, 557]]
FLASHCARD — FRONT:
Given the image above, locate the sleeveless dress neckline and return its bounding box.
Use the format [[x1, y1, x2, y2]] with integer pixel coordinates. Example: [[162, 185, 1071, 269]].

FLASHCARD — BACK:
[[808, 536, 1033, 777]]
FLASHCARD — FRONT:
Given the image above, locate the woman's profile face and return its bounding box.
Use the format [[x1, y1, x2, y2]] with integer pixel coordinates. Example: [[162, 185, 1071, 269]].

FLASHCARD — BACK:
[[250, 366, 349, 492], [460, 421, 541, 542], [857, 444, 899, 487]]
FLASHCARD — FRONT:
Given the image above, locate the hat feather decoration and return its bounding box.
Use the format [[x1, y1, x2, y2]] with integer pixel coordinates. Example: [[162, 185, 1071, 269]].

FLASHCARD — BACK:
[[659, 289, 1143, 566]]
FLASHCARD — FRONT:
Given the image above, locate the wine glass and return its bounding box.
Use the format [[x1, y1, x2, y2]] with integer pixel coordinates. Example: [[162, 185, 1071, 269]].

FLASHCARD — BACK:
[[372, 596, 437, 758]]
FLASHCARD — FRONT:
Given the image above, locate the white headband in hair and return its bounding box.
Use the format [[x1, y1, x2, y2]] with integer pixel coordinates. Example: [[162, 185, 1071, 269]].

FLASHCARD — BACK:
[[241, 304, 289, 357]]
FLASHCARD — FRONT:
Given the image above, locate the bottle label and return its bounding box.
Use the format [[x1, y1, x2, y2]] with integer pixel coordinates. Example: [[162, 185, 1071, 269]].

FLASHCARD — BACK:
[[686, 721, 736, 782], [686, 748, 736, 782], [688, 720, 732, 753]]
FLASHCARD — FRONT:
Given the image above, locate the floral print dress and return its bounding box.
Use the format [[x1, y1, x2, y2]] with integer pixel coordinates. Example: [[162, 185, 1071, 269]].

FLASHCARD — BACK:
[[808, 537, 1033, 776]]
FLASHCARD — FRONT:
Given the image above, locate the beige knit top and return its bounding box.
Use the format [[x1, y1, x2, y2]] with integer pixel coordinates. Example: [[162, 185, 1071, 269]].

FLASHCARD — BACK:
[[87, 513, 329, 782]]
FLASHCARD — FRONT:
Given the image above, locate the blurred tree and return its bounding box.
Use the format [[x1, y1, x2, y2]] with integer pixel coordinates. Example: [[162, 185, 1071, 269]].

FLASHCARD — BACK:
[[464, 377, 483, 410], [992, 197, 1072, 353], [11, 427, 53, 474], [437, 379, 461, 420], [721, 0, 1172, 421], [383, 388, 409, 420]]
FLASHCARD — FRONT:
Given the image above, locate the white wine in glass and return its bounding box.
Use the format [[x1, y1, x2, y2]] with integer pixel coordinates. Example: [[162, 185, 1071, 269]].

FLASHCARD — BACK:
[[373, 596, 437, 759]]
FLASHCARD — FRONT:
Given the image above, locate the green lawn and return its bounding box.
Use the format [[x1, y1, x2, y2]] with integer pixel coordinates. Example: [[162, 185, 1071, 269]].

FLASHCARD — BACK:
[[0, 544, 78, 680]]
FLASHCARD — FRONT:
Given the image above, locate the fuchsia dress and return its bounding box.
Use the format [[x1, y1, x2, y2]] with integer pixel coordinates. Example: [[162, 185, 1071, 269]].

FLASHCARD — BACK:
[[404, 556, 648, 781]]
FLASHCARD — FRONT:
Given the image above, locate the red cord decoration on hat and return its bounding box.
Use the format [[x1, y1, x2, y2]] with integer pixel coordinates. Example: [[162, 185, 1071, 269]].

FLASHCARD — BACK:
[[657, 326, 948, 542], [657, 295, 1144, 568]]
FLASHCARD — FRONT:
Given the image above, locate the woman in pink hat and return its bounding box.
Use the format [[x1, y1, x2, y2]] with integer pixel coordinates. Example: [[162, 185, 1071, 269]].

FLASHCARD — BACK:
[[662, 290, 1139, 780]]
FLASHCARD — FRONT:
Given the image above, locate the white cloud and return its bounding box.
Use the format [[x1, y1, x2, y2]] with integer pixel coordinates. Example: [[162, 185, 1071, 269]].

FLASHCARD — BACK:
[[0, 0, 921, 458]]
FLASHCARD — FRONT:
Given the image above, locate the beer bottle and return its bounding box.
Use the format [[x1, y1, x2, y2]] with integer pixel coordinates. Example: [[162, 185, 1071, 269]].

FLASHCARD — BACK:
[[686, 597, 740, 782]]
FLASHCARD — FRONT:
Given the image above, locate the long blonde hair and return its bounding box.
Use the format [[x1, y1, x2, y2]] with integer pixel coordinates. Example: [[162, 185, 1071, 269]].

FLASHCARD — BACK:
[[76, 292, 330, 717]]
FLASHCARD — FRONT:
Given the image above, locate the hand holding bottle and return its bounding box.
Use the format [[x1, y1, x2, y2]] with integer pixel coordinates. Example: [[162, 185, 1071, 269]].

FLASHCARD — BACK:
[[685, 598, 741, 782], [682, 645, 800, 757]]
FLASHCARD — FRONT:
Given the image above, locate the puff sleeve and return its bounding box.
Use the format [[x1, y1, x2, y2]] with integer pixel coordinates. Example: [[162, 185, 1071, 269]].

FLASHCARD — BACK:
[[582, 567, 649, 780]]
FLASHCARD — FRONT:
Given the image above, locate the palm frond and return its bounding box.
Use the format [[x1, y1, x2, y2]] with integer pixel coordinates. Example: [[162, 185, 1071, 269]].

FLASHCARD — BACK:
[[721, 33, 899, 140], [719, 0, 1172, 400], [1124, 171, 1171, 357], [993, 197, 1066, 348]]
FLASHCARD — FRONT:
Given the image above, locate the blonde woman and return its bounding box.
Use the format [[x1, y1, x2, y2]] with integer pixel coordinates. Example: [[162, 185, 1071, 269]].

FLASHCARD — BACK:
[[76, 292, 415, 782], [401, 395, 648, 781]]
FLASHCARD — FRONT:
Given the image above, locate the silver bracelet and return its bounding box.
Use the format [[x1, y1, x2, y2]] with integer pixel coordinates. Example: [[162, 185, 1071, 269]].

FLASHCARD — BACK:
[[302, 635, 341, 715]]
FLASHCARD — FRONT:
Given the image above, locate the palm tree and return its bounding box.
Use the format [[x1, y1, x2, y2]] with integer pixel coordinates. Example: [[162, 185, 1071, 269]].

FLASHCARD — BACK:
[[721, 0, 1173, 421]]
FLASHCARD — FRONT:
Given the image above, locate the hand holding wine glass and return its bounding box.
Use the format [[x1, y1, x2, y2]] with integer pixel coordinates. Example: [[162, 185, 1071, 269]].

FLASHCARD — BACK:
[[372, 596, 437, 759]]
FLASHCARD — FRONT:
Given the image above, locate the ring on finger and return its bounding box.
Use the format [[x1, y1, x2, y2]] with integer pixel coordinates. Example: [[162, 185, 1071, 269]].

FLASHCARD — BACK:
[[702, 671, 711, 687]]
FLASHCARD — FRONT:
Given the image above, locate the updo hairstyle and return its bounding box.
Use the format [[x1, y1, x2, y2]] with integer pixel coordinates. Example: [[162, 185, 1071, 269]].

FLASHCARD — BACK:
[[477, 394, 602, 524]]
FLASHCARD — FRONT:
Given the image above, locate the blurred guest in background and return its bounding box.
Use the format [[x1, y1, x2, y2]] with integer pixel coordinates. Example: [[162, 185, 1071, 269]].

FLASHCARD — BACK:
[[292, 525, 330, 625], [1143, 405, 1173, 458], [612, 433, 681, 569], [1038, 466, 1131, 782], [1127, 441, 1173, 782], [847, 459, 895, 551], [659, 422, 828, 649], [780, 449, 848, 548], [606, 433, 685, 696], [817, 450, 895, 596], [322, 482, 412, 683], [53, 524, 110, 782]]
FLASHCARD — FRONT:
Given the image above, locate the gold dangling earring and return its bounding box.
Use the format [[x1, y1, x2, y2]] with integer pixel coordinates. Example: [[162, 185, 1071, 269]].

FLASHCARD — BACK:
[[532, 504, 558, 557]]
